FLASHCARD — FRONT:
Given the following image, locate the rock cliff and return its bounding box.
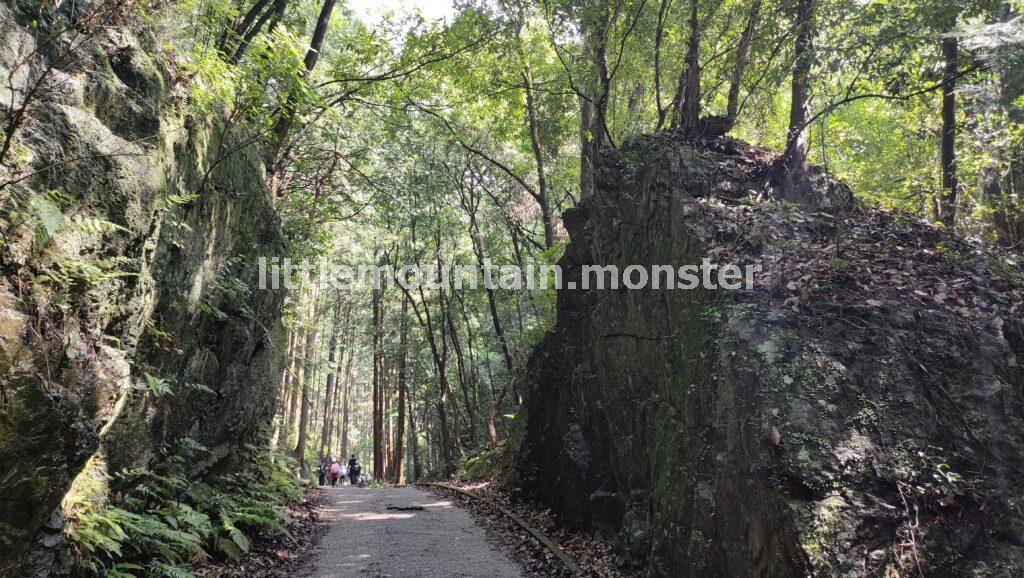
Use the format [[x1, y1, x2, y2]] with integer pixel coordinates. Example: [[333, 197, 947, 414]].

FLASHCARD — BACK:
[[0, 3, 285, 575], [516, 133, 1024, 576]]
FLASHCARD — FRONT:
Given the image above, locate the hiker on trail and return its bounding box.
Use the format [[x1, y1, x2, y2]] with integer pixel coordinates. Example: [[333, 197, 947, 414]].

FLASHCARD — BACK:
[[329, 459, 342, 487], [317, 458, 328, 486], [348, 455, 360, 485]]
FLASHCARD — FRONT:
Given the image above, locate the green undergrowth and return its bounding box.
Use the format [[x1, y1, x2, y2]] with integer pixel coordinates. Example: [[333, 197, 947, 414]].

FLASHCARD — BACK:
[[456, 442, 512, 482], [64, 446, 306, 578]]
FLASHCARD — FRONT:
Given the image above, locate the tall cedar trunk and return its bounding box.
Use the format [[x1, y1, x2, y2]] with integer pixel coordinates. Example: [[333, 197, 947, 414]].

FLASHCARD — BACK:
[[318, 299, 346, 460], [285, 328, 304, 447], [309, 319, 328, 453], [469, 225, 514, 376], [272, 327, 296, 449], [783, 0, 816, 190], [416, 287, 458, 471], [580, 4, 612, 199], [472, 222, 515, 443], [467, 215, 516, 433], [436, 280, 463, 460], [726, 0, 763, 129], [938, 33, 960, 227], [446, 297, 478, 447], [333, 373, 343, 457], [397, 227, 460, 473], [409, 378, 422, 481], [456, 293, 482, 442], [372, 286, 384, 479], [392, 295, 409, 484], [654, 0, 671, 129], [423, 404, 437, 471], [340, 345, 354, 461], [324, 355, 340, 460], [292, 285, 321, 474], [265, 0, 338, 190], [521, 66, 556, 248], [678, 0, 702, 128], [383, 363, 392, 481], [275, 381, 291, 449]]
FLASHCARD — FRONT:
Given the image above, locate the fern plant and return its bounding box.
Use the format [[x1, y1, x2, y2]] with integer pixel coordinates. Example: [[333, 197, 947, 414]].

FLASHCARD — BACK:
[[64, 446, 303, 576]]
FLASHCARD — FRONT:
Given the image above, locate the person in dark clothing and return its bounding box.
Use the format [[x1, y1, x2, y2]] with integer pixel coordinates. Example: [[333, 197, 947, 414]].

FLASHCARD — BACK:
[[348, 455, 359, 485], [317, 458, 327, 486]]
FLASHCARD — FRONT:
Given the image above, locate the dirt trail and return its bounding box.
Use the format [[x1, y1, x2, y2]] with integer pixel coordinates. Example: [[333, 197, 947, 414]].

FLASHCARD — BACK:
[[297, 486, 525, 578]]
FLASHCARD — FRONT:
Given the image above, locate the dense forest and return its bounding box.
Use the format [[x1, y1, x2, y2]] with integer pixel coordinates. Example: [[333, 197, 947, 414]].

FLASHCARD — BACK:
[[2, 0, 1024, 576]]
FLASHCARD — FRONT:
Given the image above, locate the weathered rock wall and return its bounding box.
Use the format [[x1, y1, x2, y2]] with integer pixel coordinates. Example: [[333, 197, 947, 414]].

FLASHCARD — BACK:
[[516, 134, 1024, 576], [0, 3, 286, 575]]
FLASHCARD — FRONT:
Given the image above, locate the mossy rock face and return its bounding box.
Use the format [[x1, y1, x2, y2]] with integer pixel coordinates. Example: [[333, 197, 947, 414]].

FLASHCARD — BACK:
[[0, 9, 286, 576], [515, 135, 1024, 577]]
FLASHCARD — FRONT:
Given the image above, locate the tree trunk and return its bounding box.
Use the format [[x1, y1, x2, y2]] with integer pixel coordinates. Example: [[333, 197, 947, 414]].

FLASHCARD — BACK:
[[222, 0, 272, 51], [229, 0, 287, 63], [272, 327, 296, 449], [340, 343, 354, 461], [445, 294, 478, 447], [284, 327, 304, 448], [292, 285, 321, 475], [467, 220, 516, 443], [456, 293, 482, 444], [372, 286, 385, 479], [579, 3, 613, 199], [392, 294, 409, 484], [265, 0, 338, 190], [677, 0, 702, 128], [726, 0, 763, 129], [521, 66, 556, 247], [782, 0, 816, 193], [654, 0, 672, 129], [318, 299, 347, 460], [383, 363, 393, 481], [324, 352, 341, 459], [409, 387, 422, 481], [938, 33, 960, 227], [473, 223, 516, 443], [580, 94, 596, 199]]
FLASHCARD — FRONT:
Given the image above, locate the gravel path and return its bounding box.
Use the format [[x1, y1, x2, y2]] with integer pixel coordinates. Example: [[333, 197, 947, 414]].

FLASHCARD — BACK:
[[297, 486, 525, 578]]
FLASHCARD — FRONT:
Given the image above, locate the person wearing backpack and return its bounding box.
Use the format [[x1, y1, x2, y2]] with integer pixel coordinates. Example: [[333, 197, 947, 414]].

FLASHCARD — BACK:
[[317, 458, 328, 486], [329, 458, 342, 487], [348, 455, 360, 485]]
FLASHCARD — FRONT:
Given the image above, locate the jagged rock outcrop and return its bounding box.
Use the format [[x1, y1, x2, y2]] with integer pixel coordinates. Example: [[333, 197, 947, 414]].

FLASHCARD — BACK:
[[516, 133, 1024, 576], [0, 4, 286, 575]]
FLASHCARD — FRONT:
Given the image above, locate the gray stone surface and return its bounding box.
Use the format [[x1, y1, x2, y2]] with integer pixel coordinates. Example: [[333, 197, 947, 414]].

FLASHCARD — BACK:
[[300, 487, 524, 578]]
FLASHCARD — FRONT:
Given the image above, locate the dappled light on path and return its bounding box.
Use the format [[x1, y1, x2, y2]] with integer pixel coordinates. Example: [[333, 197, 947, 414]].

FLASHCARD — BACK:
[[298, 486, 523, 578]]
